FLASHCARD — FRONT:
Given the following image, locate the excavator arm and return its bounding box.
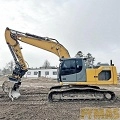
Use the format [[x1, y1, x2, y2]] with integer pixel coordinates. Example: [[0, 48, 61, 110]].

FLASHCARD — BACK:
[[5, 27, 70, 59], [3, 27, 70, 100]]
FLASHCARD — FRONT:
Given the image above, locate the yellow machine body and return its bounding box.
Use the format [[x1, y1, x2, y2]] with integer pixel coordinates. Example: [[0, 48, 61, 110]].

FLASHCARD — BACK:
[[60, 66, 117, 85]]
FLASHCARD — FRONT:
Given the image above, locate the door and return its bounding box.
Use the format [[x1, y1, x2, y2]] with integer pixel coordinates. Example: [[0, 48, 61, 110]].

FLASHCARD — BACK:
[[38, 71, 41, 77], [60, 59, 77, 82], [76, 59, 86, 82]]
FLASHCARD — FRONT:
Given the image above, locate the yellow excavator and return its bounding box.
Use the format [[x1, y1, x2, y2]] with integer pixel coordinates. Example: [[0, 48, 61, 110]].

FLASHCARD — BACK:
[[2, 27, 118, 101]]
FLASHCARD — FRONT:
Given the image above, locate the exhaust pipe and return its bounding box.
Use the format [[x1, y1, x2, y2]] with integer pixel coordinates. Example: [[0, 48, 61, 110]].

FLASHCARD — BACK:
[[110, 60, 114, 66]]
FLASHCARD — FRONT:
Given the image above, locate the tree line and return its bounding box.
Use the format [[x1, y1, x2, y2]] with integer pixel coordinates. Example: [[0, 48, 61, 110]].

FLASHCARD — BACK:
[[0, 60, 51, 75]]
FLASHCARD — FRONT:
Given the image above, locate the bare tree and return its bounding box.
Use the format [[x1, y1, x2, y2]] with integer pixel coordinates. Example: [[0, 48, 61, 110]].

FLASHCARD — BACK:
[[75, 51, 84, 58], [75, 51, 95, 68], [85, 53, 95, 68], [2, 60, 15, 75], [2, 67, 10, 75], [42, 60, 50, 68], [7, 60, 14, 72]]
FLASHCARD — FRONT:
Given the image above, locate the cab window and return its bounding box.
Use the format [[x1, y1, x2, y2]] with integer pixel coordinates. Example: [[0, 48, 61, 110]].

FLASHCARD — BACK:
[[76, 59, 82, 73], [61, 59, 76, 75]]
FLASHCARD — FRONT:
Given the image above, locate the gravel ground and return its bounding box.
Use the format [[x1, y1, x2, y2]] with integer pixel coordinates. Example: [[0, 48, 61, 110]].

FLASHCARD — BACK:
[[0, 76, 120, 120]]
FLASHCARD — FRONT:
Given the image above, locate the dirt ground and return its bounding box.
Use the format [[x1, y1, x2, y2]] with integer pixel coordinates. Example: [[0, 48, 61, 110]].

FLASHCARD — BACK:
[[0, 76, 120, 120]]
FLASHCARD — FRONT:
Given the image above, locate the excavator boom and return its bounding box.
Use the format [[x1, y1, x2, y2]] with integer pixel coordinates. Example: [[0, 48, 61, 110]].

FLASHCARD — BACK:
[[3, 27, 70, 100], [5, 27, 70, 59]]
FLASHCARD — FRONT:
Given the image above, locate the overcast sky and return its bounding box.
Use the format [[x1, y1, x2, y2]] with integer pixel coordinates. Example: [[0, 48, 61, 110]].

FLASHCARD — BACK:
[[0, 0, 120, 72]]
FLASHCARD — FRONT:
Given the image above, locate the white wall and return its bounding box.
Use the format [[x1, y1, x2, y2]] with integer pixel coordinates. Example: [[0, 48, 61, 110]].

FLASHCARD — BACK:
[[24, 68, 58, 79], [0, 69, 3, 76]]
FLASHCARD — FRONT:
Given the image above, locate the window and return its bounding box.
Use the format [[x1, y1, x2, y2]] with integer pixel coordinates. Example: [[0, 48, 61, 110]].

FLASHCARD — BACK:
[[45, 71, 49, 75], [27, 72, 31, 75], [62, 59, 76, 70], [61, 59, 76, 75], [98, 70, 111, 80], [62, 60, 71, 70], [53, 71, 57, 75], [76, 59, 82, 73], [60, 58, 83, 76], [70, 60, 76, 69], [34, 71, 38, 75]]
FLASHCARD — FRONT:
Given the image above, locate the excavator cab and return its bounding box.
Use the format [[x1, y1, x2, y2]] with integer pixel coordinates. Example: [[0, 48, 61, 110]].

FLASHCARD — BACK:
[[58, 58, 86, 82]]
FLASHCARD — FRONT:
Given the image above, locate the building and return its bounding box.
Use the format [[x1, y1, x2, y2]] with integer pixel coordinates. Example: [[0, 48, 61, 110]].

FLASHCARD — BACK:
[[0, 69, 3, 76], [118, 73, 120, 80], [24, 67, 58, 79]]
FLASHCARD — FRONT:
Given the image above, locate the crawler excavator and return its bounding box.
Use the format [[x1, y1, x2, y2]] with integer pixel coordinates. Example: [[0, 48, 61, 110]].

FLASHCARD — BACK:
[[2, 27, 118, 101]]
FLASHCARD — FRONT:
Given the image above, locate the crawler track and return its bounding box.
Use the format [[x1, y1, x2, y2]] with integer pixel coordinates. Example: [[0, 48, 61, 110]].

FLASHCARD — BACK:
[[0, 90, 119, 107], [48, 85, 116, 102]]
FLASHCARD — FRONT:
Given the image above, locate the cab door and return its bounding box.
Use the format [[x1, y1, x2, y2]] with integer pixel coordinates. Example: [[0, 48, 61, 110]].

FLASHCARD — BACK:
[[76, 59, 86, 82], [60, 59, 77, 82]]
